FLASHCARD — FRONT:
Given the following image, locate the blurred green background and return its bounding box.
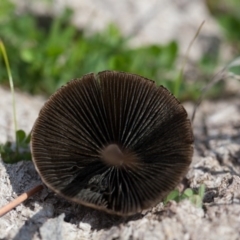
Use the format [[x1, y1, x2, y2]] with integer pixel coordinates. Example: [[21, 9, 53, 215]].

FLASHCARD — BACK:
[[0, 0, 239, 101]]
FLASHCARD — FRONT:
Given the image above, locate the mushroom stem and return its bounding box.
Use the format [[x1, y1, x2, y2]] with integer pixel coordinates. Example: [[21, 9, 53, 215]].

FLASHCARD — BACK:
[[101, 144, 124, 166], [0, 184, 43, 217]]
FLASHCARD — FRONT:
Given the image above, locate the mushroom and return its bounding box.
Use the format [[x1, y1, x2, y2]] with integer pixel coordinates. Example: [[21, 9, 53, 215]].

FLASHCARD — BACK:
[[31, 70, 193, 215]]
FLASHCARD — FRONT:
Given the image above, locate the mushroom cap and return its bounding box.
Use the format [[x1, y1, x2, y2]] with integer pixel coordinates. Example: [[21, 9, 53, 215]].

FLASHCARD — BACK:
[[31, 70, 193, 215]]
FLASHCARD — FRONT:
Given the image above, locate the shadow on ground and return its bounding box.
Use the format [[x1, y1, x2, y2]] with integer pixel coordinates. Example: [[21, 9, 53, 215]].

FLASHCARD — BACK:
[[2, 160, 143, 239]]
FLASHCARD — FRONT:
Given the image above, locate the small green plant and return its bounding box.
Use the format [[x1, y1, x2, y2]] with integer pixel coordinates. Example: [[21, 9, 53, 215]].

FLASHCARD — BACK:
[[164, 184, 205, 208], [0, 2, 179, 96], [0, 130, 31, 163], [0, 0, 215, 101], [0, 40, 31, 163]]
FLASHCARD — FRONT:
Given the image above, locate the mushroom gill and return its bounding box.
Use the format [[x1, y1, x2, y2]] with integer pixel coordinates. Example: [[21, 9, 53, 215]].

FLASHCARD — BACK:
[[31, 70, 193, 215]]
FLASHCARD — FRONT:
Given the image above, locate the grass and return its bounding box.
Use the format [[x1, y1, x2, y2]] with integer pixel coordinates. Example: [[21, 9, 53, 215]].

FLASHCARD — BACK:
[[0, 0, 221, 102], [0, 40, 31, 163], [0, 0, 175, 94], [164, 185, 206, 208]]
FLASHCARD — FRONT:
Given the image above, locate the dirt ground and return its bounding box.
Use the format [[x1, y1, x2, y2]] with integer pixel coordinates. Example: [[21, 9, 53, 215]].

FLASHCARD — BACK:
[[1, 1, 240, 239], [0, 86, 240, 240]]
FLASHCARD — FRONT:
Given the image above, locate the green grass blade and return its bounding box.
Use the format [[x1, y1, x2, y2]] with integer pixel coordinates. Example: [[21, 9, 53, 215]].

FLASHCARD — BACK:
[[0, 40, 18, 149], [198, 184, 206, 200]]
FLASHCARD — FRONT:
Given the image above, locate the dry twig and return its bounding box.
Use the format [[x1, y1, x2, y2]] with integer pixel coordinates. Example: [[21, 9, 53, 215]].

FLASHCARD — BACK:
[[0, 184, 43, 217]]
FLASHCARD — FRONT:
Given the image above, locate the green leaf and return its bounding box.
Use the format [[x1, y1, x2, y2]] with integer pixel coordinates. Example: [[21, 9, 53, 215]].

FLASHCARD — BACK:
[[179, 188, 194, 201], [190, 195, 203, 208], [25, 133, 31, 144], [0, 129, 31, 163], [198, 184, 206, 200], [164, 189, 180, 204], [20, 49, 34, 63], [183, 188, 194, 197], [1, 149, 31, 163], [16, 129, 26, 144], [0, 140, 32, 163]]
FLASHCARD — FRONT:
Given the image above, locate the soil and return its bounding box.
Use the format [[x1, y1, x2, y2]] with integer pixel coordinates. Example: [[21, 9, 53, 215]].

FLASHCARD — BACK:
[[0, 86, 240, 240], [1, 1, 240, 239]]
